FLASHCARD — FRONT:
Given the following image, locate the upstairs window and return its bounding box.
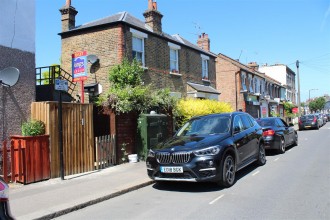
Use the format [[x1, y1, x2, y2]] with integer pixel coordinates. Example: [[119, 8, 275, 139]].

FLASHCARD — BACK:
[[201, 54, 209, 80], [248, 75, 253, 93], [130, 28, 148, 67], [168, 42, 181, 74], [132, 37, 144, 64], [240, 72, 247, 92]]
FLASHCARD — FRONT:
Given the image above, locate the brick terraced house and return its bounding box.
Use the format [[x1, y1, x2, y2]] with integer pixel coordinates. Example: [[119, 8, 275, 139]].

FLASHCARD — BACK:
[[59, 0, 219, 102], [216, 54, 286, 118]]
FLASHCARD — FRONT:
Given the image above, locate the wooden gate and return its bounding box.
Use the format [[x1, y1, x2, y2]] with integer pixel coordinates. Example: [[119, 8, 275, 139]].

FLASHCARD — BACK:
[[31, 102, 94, 178], [95, 135, 116, 169]]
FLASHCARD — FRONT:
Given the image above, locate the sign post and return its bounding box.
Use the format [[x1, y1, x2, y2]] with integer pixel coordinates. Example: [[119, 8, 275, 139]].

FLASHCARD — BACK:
[[72, 51, 88, 103], [55, 79, 68, 180]]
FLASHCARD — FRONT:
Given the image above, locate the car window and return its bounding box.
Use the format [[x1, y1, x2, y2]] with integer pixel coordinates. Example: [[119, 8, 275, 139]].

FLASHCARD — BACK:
[[256, 118, 275, 127], [233, 115, 244, 134], [276, 118, 285, 127], [248, 115, 257, 126], [176, 116, 230, 136], [241, 115, 253, 130]]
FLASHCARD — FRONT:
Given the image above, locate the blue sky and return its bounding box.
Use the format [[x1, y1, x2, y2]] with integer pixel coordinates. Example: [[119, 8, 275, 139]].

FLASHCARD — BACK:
[[36, 0, 330, 102]]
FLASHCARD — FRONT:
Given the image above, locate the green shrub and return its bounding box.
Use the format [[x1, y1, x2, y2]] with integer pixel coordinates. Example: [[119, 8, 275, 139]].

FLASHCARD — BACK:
[[174, 99, 233, 127], [21, 120, 46, 136]]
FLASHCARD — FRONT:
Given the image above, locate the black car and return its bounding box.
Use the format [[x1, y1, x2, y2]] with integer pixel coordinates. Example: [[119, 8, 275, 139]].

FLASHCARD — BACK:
[[256, 117, 298, 154], [299, 114, 321, 130], [146, 112, 266, 188], [0, 177, 14, 220]]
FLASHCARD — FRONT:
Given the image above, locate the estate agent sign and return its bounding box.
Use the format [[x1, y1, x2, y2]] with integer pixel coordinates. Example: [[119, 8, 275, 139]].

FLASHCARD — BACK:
[[72, 51, 88, 103]]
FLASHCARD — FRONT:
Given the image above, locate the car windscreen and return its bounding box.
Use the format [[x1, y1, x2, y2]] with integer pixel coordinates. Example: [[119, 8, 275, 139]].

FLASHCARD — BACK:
[[256, 118, 275, 127], [176, 116, 230, 136]]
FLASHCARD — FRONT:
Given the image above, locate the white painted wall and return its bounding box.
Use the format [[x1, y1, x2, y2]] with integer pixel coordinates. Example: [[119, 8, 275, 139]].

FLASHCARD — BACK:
[[0, 0, 35, 52], [259, 65, 287, 85]]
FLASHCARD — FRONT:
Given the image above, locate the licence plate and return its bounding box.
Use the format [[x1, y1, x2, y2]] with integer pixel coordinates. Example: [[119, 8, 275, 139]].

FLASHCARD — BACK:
[[305, 126, 311, 128], [160, 166, 183, 173]]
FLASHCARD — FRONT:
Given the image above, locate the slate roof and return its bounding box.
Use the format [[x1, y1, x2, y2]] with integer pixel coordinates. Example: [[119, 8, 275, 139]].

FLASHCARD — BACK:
[[187, 82, 220, 94], [60, 11, 216, 57]]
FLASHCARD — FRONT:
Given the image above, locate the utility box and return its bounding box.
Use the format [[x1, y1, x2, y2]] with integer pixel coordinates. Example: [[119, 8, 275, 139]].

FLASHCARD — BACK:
[[137, 114, 168, 160]]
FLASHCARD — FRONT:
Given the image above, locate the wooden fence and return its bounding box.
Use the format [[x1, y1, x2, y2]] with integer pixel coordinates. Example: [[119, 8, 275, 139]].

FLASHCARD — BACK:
[[0, 141, 10, 183], [31, 102, 95, 178], [95, 135, 116, 169]]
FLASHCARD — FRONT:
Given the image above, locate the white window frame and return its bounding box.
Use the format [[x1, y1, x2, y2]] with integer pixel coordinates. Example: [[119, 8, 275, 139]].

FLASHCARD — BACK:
[[201, 54, 209, 80], [168, 42, 181, 74], [130, 28, 148, 67]]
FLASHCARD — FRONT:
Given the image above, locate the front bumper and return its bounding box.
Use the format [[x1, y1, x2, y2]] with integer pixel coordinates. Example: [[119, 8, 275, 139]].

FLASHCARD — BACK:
[[146, 155, 221, 183]]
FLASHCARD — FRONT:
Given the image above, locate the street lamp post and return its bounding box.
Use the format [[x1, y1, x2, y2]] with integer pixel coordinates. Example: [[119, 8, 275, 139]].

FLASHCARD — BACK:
[[309, 88, 318, 101], [296, 60, 301, 115]]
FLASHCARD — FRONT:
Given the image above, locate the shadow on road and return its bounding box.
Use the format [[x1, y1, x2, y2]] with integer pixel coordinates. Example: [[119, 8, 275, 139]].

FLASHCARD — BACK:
[[152, 164, 259, 193]]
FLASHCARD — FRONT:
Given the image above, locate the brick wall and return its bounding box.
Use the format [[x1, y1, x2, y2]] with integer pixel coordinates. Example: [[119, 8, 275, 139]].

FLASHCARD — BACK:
[[0, 45, 35, 140], [61, 26, 123, 98], [61, 24, 217, 100], [216, 57, 244, 111]]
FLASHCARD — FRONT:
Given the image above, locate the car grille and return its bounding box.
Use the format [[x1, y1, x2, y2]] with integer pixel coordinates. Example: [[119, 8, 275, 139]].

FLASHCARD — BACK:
[[156, 152, 191, 164]]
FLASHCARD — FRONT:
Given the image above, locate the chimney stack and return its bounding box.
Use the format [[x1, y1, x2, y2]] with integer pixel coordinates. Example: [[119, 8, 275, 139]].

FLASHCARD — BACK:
[[197, 33, 210, 52], [143, 0, 163, 34], [59, 0, 78, 32], [247, 62, 259, 71]]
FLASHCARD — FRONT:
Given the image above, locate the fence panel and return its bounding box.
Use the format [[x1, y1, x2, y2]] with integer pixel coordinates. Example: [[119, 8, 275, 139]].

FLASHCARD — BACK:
[[0, 141, 10, 183], [31, 102, 94, 178], [95, 134, 116, 169]]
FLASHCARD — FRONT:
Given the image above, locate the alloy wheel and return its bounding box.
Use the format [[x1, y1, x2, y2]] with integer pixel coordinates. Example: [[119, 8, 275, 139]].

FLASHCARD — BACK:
[[223, 155, 235, 186]]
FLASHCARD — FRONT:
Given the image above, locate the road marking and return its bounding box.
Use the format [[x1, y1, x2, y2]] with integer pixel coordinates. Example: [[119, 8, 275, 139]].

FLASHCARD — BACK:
[[252, 171, 260, 176], [209, 194, 224, 205], [274, 157, 280, 162]]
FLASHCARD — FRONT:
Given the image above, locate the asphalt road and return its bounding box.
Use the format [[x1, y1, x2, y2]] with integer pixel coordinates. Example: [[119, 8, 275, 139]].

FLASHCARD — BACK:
[[56, 123, 330, 220]]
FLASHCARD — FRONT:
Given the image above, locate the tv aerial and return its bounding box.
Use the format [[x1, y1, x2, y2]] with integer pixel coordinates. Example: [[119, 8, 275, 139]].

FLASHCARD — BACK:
[[0, 67, 20, 87]]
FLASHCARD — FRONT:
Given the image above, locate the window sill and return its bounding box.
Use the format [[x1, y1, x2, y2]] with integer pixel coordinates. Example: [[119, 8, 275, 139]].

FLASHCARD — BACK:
[[170, 72, 182, 76]]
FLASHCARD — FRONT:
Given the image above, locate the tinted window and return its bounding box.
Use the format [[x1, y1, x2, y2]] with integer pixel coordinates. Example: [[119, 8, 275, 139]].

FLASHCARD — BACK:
[[276, 118, 285, 127], [233, 115, 244, 133], [241, 115, 253, 129], [256, 118, 275, 127], [177, 116, 230, 136]]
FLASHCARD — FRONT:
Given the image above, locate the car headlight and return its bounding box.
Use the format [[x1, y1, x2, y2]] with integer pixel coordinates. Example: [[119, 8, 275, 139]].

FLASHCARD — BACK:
[[147, 149, 155, 158], [194, 146, 220, 156]]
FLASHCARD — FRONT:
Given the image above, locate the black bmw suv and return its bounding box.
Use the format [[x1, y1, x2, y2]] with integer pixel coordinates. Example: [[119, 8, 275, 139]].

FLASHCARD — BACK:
[[146, 112, 266, 187]]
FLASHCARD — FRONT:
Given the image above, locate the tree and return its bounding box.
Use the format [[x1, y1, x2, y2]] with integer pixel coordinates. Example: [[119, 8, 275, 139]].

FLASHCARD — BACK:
[[41, 64, 60, 85], [309, 97, 326, 112], [97, 59, 177, 114]]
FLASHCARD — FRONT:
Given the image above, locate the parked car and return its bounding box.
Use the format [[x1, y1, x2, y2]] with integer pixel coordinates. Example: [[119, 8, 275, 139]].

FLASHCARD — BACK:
[[0, 177, 14, 220], [146, 112, 266, 188], [327, 113, 330, 121], [321, 113, 328, 123], [298, 114, 321, 130], [256, 117, 298, 154], [315, 113, 325, 126]]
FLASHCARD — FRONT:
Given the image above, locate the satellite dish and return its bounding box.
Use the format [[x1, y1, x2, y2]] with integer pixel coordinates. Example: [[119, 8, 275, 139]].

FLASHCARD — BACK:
[[87, 54, 99, 65], [0, 67, 20, 87]]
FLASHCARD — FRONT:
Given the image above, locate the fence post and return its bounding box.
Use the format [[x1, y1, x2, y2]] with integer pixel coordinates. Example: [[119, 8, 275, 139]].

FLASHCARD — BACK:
[[3, 141, 8, 183]]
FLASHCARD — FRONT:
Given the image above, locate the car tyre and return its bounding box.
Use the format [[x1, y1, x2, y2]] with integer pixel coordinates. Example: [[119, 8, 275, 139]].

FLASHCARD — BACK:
[[257, 143, 266, 166], [278, 136, 286, 154], [219, 154, 236, 188]]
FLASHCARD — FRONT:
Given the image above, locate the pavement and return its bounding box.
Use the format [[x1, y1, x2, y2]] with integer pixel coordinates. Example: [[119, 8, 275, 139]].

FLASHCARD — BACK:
[[8, 161, 153, 220]]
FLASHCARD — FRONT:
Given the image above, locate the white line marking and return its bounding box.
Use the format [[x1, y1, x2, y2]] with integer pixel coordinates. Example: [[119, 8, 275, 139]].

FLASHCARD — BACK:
[[252, 171, 260, 176], [209, 194, 224, 205], [274, 157, 280, 162]]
